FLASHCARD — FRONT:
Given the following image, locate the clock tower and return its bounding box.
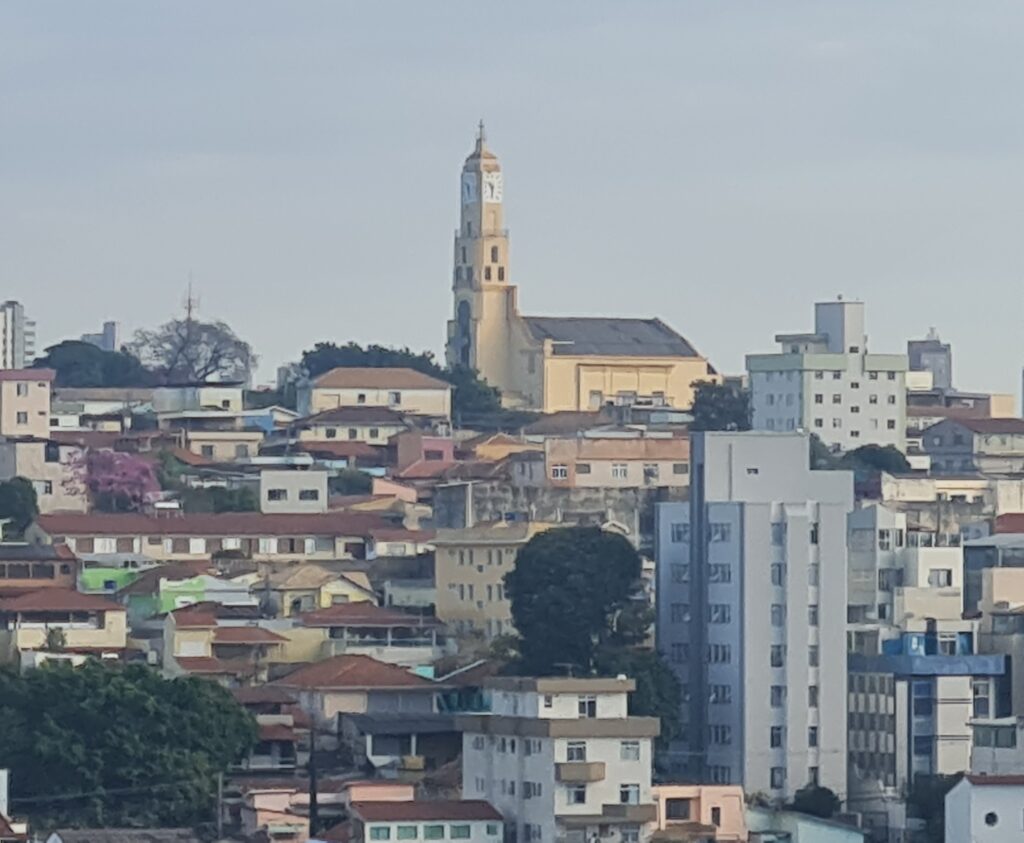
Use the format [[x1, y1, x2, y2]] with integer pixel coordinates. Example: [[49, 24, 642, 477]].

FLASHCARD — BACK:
[[445, 123, 518, 395]]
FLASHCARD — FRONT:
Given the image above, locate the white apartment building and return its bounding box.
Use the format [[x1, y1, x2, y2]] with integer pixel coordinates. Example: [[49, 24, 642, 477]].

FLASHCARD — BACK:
[[655, 432, 853, 800], [0, 301, 36, 369], [458, 677, 658, 843], [746, 300, 907, 453], [945, 774, 1024, 843]]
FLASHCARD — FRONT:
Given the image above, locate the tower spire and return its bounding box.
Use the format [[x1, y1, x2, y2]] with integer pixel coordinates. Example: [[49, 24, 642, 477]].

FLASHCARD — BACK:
[[476, 119, 486, 151]]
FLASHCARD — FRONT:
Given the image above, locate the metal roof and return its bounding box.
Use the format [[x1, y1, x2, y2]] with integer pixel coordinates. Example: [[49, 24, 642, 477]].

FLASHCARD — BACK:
[[523, 317, 699, 358]]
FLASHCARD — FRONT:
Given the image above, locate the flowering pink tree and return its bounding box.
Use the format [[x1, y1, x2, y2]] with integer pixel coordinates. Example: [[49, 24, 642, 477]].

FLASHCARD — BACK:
[[65, 450, 161, 513]]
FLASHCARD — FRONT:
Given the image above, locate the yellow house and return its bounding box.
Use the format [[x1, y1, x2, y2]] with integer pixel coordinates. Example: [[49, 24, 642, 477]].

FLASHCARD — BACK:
[[0, 589, 127, 665], [444, 126, 719, 412], [263, 565, 377, 617], [298, 367, 452, 419]]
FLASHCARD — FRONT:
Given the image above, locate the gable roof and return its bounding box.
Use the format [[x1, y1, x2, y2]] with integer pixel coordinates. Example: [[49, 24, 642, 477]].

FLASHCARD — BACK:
[[312, 367, 451, 390], [267, 564, 339, 590], [0, 589, 123, 613], [350, 801, 501, 822], [523, 317, 699, 358], [299, 406, 410, 425], [299, 602, 441, 629], [927, 417, 1024, 435], [212, 626, 287, 645], [273, 654, 436, 690], [35, 511, 389, 537]]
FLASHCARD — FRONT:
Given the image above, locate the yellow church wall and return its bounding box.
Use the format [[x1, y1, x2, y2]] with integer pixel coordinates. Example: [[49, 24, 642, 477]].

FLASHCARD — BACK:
[[542, 355, 720, 413]]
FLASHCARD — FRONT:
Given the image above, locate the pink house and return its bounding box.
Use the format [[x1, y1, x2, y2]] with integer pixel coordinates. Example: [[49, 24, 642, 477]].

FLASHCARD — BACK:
[[651, 785, 747, 842]]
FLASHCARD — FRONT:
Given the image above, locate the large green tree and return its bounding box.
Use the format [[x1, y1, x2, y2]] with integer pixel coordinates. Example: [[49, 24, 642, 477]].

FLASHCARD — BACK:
[[131, 317, 256, 384], [0, 661, 256, 828], [0, 477, 39, 538], [33, 341, 155, 388], [787, 785, 841, 819], [689, 381, 752, 431]]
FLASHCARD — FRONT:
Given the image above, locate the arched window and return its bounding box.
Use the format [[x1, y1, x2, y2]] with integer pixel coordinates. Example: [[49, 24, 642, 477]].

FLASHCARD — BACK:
[[490, 246, 499, 263]]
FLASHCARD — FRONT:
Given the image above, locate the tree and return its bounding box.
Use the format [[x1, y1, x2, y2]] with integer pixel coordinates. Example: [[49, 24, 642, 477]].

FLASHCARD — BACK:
[[131, 318, 255, 384], [809, 433, 838, 470], [0, 477, 39, 538], [908, 774, 959, 842], [67, 450, 161, 513], [689, 381, 751, 431], [33, 340, 155, 388], [506, 527, 644, 674], [178, 486, 258, 513], [329, 468, 373, 496], [787, 785, 841, 819], [841, 444, 911, 475], [594, 647, 683, 748], [0, 661, 256, 828]]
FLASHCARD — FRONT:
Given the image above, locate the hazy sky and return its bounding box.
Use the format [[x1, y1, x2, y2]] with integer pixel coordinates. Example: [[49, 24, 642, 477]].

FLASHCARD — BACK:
[[2, 2, 1022, 395]]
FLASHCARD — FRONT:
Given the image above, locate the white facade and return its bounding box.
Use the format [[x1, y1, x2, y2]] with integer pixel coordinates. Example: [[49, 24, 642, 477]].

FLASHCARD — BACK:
[[153, 384, 244, 413], [459, 678, 657, 843], [259, 468, 328, 514], [655, 432, 853, 799], [746, 300, 907, 452], [945, 776, 1024, 843], [0, 301, 36, 369]]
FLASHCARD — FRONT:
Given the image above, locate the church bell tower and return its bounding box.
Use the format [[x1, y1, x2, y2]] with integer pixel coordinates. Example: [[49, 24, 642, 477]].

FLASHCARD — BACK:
[[445, 123, 517, 395]]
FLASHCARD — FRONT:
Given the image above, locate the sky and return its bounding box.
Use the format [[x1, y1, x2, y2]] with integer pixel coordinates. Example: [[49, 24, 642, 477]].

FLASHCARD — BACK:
[[1, 1, 1022, 395]]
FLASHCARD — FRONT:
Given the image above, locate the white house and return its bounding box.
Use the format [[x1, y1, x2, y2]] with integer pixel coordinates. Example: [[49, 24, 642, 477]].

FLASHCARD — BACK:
[[945, 774, 1024, 842]]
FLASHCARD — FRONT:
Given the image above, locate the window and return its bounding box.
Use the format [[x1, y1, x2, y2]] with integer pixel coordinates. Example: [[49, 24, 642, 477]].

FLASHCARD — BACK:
[[357, 393, 367, 404], [711, 807, 721, 827], [234, 443, 250, 458], [550, 464, 568, 480], [707, 644, 732, 664], [771, 686, 786, 708], [348, 428, 358, 440], [576, 462, 591, 475], [388, 391, 402, 405], [770, 768, 786, 789], [770, 726, 783, 748], [814, 394, 823, 404], [913, 736, 931, 757], [984, 812, 998, 827], [832, 371, 841, 380], [832, 394, 841, 404], [643, 463, 660, 481], [486, 826, 499, 837], [370, 829, 391, 841], [710, 684, 732, 704], [670, 523, 689, 543], [620, 740, 640, 761], [888, 372, 896, 381], [771, 522, 786, 545], [869, 394, 879, 404], [850, 430, 860, 439], [832, 418, 842, 429], [424, 826, 445, 840], [973, 679, 991, 718], [673, 462, 689, 475], [299, 489, 320, 501], [850, 381, 860, 390], [398, 828, 418, 840], [809, 726, 819, 747], [709, 563, 732, 583], [814, 418, 823, 428], [928, 568, 953, 588], [809, 686, 819, 707], [808, 605, 819, 626], [887, 419, 896, 429], [611, 463, 628, 479], [41, 481, 53, 495], [326, 427, 337, 439], [567, 741, 587, 762], [670, 603, 689, 623], [490, 245, 499, 262], [770, 604, 785, 627], [620, 784, 640, 805], [770, 563, 786, 585], [267, 489, 288, 501], [671, 564, 690, 583], [709, 523, 731, 542], [566, 784, 586, 804], [709, 604, 731, 624], [809, 645, 819, 667], [578, 695, 597, 718], [809, 563, 819, 586], [887, 394, 896, 404], [484, 266, 492, 280], [809, 767, 820, 786], [709, 725, 732, 745], [850, 405, 860, 414], [369, 427, 379, 439], [814, 371, 824, 379], [15, 382, 29, 397], [543, 694, 553, 708], [497, 267, 505, 281]]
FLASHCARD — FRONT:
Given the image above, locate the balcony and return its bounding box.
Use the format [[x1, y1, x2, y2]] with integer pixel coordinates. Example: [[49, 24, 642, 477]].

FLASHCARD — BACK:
[[555, 762, 606, 783], [602, 804, 658, 823]]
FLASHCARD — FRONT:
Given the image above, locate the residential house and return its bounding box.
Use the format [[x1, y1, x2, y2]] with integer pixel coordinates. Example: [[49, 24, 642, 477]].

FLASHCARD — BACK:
[[0, 589, 127, 666], [28, 511, 392, 563], [433, 522, 553, 639], [459, 676, 659, 843], [964, 533, 1024, 614], [369, 528, 434, 559], [945, 774, 1024, 843], [969, 717, 1024, 776], [0, 368, 53, 439], [746, 299, 907, 451], [0, 437, 88, 514], [0, 544, 77, 596], [238, 786, 310, 843], [286, 406, 412, 447], [260, 468, 329, 514], [263, 565, 376, 617], [117, 563, 255, 625], [299, 602, 448, 668], [746, 808, 866, 843], [977, 567, 1024, 713], [233, 686, 311, 773], [273, 653, 442, 731], [923, 418, 1024, 475], [162, 602, 286, 685], [298, 367, 453, 420], [651, 784, 747, 843], [345, 801, 501, 843], [510, 433, 689, 489], [340, 711, 461, 775], [153, 383, 266, 460]]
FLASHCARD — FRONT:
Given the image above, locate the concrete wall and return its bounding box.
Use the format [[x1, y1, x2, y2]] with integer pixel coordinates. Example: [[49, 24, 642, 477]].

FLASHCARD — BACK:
[[306, 386, 451, 418], [0, 376, 51, 439], [260, 469, 328, 514]]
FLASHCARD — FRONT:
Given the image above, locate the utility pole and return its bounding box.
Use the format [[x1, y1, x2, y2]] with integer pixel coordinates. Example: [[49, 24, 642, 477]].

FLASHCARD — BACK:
[[308, 747, 319, 836], [216, 772, 223, 839]]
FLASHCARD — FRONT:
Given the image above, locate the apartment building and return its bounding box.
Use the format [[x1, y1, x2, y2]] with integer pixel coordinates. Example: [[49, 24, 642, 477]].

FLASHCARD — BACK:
[[346, 802, 501, 843], [509, 434, 689, 490], [0, 301, 36, 369], [922, 417, 1024, 475], [746, 300, 907, 452], [0, 368, 53, 439], [297, 367, 452, 419], [0, 438, 88, 514], [458, 677, 658, 843], [655, 432, 853, 799]]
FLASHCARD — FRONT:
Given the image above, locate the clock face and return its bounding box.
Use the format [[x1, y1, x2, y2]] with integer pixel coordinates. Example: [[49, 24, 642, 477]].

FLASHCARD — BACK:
[[482, 171, 503, 203], [461, 172, 478, 204]]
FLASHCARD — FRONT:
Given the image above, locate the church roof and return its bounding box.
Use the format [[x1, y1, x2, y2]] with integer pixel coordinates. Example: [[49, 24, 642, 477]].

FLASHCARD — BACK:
[[523, 317, 700, 358]]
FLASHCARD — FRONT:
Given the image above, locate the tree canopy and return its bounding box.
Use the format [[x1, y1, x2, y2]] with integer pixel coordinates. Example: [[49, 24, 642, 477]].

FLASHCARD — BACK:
[[689, 381, 752, 431], [33, 341, 155, 388], [787, 785, 841, 819], [67, 451, 161, 513], [0, 477, 39, 538], [131, 317, 256, 384], [0, 661, 256, 828]]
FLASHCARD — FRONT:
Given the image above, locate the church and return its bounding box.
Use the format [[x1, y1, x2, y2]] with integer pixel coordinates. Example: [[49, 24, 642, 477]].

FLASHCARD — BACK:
[[445, 126, 719, 413]]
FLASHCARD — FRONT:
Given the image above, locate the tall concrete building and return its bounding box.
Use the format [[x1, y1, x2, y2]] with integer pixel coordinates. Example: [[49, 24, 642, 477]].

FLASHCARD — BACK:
[[80, 320, 120, 352], [746, 299, 908, 453], [655, 432, 853, 800], [444, 125, 717, 413], [0, 301, 36, 369], [907, 328, 952, 392]]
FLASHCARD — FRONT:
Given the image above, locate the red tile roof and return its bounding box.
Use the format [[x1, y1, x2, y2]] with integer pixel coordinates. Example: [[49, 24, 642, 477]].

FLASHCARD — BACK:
[[0, 368, 54, 382], [299, 603, 441, 629], [370, 528, 435, 543], [302, 406, 409, 425], [0, 589, 123, 613], [213, 626, 287, 645], [940, 418, 1024, 435], [965, 774, 1024, 786], [175, 656, 253, 675], [36, 511, 389, 537], [117, 562, 214, 596], [994, 514, 1024, 534], [396, 460, 458, 480], [350, 801, 501, 822], [292, 442, 388, 461], [274, 654, 436, 691], [169, 603, 218, 628], [258, 723, 296, 742], [312, 367, 451, 390]]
